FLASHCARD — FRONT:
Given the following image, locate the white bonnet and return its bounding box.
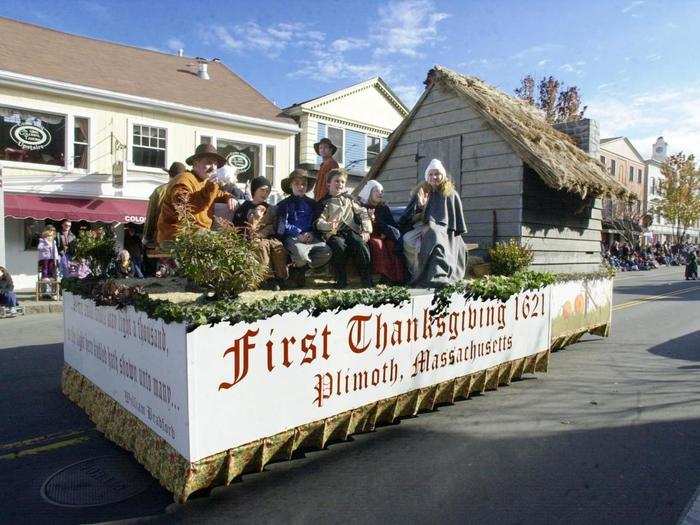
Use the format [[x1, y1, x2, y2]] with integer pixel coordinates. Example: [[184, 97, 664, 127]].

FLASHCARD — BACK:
[[424, 159, 447, 181], [358, 179, 384, 204], [216, 164, 239, 184]]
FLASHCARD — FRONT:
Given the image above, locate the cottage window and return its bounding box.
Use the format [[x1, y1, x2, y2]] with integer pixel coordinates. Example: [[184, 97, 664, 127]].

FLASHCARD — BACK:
[[265, 145, 275, 181], [637, 168, 642, 183], [0, 106, 66, 166], [366, 136, 382, 168], [200, 135, 212, 145], [328, 127, 344, 164], [629, 166, 634, 182], [610, 159, 616, 177], [133, 125, 166, 168], [217, 139, 260, 184], [74, 117, 89, 170], [600, 155, 606, 165]]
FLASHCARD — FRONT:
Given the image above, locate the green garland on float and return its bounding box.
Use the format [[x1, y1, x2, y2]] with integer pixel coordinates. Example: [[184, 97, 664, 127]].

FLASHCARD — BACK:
[[63, 265, 614, 329]]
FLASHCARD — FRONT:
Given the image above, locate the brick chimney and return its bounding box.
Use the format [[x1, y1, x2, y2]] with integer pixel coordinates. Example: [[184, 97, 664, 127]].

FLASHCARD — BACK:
[[554, 118, 600, 158]]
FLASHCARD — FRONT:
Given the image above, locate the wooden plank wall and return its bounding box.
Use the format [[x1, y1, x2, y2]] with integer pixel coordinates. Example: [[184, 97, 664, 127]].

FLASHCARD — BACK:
[[378, 84, 524, 250], [521, 167, 603, 273]]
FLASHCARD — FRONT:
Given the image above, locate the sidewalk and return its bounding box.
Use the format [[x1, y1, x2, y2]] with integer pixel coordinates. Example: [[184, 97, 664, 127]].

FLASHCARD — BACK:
[[3, 291, 63, 317]]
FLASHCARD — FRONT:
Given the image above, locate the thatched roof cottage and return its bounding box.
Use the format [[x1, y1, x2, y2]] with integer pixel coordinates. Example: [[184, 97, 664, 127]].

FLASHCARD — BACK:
[[360, 65, 630, 273]]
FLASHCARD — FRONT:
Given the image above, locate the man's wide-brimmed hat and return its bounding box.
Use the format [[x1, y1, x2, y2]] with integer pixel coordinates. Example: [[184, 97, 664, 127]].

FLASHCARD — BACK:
[[163, 161, 187, 178], [313, 137, 337, 156], [185, 143, 227, 168], [281, 168, 316, 195]]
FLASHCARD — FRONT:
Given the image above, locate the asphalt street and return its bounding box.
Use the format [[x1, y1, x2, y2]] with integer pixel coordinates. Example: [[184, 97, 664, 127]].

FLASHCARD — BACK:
[[0, 266, 698, 524]]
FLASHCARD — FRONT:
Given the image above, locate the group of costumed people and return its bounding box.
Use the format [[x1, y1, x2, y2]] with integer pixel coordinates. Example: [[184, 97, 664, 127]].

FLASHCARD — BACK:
[[144, 138, 467, 290]]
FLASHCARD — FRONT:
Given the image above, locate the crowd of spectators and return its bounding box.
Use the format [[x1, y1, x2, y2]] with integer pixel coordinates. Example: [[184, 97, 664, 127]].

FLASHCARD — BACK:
[[603, 240, 698, 272]]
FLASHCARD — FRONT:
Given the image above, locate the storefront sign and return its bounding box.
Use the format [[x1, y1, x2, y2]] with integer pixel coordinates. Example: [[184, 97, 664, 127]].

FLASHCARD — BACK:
[[9, 123, 52, 150], [226, 151, 251, 172]]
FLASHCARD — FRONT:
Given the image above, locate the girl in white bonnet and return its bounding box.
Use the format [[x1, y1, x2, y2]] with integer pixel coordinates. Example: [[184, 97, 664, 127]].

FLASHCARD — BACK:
[[358, 179, 406, 283], [398, 159, 467, 287]]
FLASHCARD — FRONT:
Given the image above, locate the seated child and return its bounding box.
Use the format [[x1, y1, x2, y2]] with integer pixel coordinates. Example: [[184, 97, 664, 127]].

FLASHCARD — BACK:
[[242, 204, 288, 290], [276, 169, 332, 287], [357, 180, 406, 284], [315, 169, 373, 288]]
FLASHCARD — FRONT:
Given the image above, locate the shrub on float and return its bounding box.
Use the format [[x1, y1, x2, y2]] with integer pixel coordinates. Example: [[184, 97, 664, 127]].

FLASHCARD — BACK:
[[171, 212, 266, 298], [488, 239, 534, 276]]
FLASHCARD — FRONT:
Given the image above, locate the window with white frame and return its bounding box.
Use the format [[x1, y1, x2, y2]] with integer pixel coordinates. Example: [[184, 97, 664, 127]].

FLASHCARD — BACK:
[[366, 135, 381, 169], [328, 126, 344, 164], [265, 145, 275, 180], [74, 117, 89, 169], [637, 168, 642, 184], [132, 124, 166, 168]]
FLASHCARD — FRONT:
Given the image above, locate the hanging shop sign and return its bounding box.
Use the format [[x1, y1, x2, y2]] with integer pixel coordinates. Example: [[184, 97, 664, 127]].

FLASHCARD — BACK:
[[10, 124, 52, 150]]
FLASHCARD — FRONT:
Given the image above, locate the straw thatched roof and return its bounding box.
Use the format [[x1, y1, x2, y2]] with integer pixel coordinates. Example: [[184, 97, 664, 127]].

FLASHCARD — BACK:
[[365, 65, 632, 200]]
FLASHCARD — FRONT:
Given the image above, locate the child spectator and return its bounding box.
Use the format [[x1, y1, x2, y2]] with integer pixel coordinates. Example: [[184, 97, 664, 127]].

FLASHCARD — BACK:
[[115, 249, 136, 278], [37, 226, 59, 279]]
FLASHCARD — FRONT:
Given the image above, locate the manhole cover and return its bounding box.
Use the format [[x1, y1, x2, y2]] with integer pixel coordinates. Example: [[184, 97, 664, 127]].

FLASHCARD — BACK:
[[41, 455, 154, 507]]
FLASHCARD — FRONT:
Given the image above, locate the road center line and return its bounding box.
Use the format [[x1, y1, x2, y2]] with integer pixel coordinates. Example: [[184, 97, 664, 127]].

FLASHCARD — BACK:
[[0, 436, 90, 460], [613, 285, 700, 311]]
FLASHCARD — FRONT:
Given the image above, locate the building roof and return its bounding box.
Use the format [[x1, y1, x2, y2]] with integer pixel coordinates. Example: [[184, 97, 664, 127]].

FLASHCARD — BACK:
[[283, 76, 409, 117], [600, 136, 646, 163], [366, 66, 632, 200], [0, 17, 295, 127]]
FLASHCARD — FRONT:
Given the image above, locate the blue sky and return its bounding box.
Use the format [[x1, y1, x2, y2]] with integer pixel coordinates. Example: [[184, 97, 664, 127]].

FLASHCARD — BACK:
[[4, 0, 700, 157]]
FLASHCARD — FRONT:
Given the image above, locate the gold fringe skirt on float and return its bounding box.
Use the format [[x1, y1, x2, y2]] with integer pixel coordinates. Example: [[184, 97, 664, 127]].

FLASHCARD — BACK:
[[62, 348, 551, 503]]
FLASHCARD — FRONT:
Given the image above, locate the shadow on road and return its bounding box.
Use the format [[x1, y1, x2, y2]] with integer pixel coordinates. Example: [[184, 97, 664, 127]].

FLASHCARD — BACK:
[[168, 417, 700, 525], [0, 342, 172, 525], [648, 331, 700, 362]]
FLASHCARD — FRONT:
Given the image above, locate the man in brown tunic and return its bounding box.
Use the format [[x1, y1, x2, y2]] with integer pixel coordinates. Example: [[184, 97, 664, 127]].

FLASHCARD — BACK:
[[313, 137, 339, 201], [156, 144, 238, 246], [143, 161, 186, 248]]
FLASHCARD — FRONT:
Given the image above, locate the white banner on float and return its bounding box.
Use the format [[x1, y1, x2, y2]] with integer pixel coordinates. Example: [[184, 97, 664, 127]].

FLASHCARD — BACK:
[[63, 292, 190, 457], [187, 289, 551, 461], [550, 278, 613, 341]]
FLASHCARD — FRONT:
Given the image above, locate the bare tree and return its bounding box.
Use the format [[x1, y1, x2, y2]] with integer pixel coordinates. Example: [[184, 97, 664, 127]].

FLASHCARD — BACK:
[[514, 75, 535, 105], [604, 197, 643, 247], [538, 76, 559, 123], [515, 75, 587, 124], [557, 86, 587, 123]]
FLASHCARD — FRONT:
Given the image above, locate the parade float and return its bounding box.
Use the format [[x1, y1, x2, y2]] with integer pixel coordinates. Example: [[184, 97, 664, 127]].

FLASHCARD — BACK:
[[61, 268, 612, 503], [60, 65, 625, 502]]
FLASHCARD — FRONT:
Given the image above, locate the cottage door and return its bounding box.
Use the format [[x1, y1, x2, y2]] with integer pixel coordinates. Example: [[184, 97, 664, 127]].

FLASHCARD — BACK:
[[416, 136, 462, 188]]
